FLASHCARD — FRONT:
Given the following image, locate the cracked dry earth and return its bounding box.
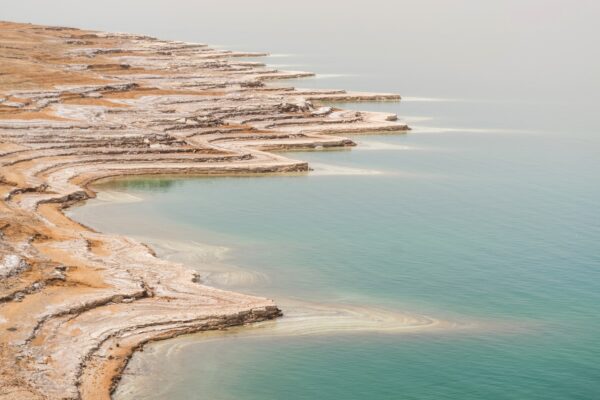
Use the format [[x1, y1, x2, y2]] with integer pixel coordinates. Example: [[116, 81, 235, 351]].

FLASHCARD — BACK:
[[0, 21, 409, 399]]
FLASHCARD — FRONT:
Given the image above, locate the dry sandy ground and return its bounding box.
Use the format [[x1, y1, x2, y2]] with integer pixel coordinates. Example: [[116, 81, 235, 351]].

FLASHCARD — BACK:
[[0, 21, 408, 399]]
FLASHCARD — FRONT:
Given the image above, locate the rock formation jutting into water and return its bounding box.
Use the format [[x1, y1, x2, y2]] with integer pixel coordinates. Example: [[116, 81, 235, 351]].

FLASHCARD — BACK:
[[0, 21, 409, 399]]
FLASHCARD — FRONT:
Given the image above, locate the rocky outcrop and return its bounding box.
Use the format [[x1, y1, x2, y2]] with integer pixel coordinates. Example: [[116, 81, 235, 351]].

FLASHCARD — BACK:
[[0, 21, 409, 399]]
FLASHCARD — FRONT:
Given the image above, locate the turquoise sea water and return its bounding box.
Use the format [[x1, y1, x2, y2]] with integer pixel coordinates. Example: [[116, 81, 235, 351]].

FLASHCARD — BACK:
[[32, 1, 599, 398], [70, 96, 600, 399]]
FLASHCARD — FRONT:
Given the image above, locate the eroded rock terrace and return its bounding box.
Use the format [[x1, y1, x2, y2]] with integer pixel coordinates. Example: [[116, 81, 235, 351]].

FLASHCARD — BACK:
[[0, 21, 408, 399]]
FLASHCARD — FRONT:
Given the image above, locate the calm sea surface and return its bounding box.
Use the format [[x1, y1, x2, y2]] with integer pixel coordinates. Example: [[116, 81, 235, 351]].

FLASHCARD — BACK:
[[15, 1, 598, 399]]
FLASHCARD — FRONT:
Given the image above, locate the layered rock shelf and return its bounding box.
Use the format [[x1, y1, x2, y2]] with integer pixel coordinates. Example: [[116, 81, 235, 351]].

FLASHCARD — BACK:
[[0, 21, 409, 399]]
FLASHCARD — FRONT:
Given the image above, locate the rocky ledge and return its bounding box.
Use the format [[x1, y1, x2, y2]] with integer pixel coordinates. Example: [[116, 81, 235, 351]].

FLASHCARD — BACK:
[[0, 21, 409, 399]]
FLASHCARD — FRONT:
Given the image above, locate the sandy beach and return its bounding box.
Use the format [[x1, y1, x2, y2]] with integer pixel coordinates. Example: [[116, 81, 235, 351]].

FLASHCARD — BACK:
[[0, 21, 409, 399]]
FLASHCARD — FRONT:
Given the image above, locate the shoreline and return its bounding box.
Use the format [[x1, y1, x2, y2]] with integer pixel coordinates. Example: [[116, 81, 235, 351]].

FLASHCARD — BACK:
[[68, 185, 457, 399], [0, 21, 409, 399]]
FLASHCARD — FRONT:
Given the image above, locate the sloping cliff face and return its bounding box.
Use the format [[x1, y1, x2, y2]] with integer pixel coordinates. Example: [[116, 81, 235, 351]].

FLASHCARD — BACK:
[[0, 21, 408, 399]]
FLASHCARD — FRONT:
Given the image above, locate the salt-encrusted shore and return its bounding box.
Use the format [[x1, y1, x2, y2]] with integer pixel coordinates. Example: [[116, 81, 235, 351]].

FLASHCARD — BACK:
[[0, 21, 409, 399]]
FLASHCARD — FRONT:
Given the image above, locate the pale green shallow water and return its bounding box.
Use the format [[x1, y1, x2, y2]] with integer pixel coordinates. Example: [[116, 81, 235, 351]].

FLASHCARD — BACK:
[[38, 1, 600, 398]]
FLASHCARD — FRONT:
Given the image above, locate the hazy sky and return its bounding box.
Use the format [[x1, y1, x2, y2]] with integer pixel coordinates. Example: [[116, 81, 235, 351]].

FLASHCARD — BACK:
[[2, 1, 599, 102]]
